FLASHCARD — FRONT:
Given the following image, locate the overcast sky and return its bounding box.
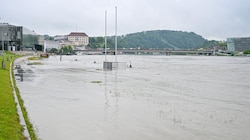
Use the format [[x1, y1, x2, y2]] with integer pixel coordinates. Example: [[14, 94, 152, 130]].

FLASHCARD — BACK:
[[1, 0, 250, 40]]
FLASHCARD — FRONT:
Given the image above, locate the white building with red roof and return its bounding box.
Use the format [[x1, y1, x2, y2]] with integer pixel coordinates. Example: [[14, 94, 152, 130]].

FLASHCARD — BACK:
[[68, 32, 89, 49]]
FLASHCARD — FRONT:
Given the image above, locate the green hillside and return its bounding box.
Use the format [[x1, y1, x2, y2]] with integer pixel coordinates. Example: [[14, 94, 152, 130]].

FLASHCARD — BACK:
[[88, 30, 207, 50]]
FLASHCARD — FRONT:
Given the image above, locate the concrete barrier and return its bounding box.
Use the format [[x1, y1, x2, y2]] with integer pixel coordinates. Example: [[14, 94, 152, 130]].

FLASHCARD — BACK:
[[103, 61, 126, 70]]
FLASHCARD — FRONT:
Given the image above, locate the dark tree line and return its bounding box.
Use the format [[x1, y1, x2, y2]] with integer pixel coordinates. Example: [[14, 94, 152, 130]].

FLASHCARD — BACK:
[[88, 30, 210, 50], [88, 37, 114, 49]]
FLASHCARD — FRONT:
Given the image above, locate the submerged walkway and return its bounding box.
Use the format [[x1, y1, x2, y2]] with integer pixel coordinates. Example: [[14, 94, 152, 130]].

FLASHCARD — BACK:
[[10, 61, 31, 140]]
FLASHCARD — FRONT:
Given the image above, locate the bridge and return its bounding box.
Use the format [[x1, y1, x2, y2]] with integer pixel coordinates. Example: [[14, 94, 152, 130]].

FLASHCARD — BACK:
[[74, 49, 214, 55]]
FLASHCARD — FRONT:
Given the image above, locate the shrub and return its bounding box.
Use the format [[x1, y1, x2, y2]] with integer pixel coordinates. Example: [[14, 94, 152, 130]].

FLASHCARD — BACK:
[[243, 49, 250, 54]]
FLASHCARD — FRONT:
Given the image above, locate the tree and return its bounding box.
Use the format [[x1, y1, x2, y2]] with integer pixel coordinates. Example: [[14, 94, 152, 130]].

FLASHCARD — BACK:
[[88, 37, 105, 48], [59, 46, 73, 54], [88, 30, 207, 50], [49, 48, 58, 53]]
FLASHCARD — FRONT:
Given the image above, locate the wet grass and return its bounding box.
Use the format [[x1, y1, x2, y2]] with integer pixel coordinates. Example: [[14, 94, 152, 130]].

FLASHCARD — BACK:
[[91, 80, 102, 84], [28, 57, 42, 61], [28, 56, 43, 65], [27, 62, 43, 65], [0, 52, 37, 140]]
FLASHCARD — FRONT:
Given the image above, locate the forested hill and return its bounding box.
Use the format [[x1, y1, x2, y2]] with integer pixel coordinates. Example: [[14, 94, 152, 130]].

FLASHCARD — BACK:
[[88, 30, 207, 50]]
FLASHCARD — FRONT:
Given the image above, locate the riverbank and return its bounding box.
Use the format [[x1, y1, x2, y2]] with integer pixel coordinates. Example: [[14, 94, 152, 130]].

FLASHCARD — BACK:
[[0, 52, 37, 140]]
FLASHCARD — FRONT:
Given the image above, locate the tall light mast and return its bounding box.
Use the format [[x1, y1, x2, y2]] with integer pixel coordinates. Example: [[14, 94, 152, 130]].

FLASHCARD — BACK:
[[115, 6, 117, 62], [105, 11, 107, 61]]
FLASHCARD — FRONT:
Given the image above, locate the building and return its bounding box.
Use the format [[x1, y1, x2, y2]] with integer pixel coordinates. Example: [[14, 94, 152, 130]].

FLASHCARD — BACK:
[[38, 35, 44, 46], [227, 37, 250, 52], [68, 32, 89, 49], [44, 40, 60, 52], [0, 23, 23, 51], [54, 35, 68, 41]]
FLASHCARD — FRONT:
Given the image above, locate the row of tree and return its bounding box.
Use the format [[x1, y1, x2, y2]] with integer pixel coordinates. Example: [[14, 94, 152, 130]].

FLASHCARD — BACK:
[[49, 46, 73, 54]]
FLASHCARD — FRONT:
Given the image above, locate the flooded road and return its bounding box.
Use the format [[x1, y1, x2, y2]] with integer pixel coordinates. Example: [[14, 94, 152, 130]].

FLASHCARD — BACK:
[[15, 55, 250, 140]]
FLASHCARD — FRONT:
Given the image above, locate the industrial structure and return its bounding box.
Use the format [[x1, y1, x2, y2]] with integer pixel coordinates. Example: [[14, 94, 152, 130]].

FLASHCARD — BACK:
[[227, 37, 250, 52], [0, 23, 23, 51]]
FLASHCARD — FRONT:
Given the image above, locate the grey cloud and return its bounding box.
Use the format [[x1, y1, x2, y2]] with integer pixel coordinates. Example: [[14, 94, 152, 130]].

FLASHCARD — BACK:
[[1, 0, 249, 40]]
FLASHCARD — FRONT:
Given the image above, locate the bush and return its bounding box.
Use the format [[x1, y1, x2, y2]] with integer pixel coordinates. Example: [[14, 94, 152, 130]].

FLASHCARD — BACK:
[[243, 49, 250, 54], [49, 48, 58, 53]]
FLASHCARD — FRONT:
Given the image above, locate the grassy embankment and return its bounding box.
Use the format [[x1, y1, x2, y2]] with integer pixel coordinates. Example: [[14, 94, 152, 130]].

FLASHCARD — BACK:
[[0, 52, 37, 140]]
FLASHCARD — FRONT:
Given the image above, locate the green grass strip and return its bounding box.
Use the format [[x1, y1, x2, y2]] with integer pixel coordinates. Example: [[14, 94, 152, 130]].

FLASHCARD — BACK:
[[0, 52, 25, 139], [0, 52, 37, 140]]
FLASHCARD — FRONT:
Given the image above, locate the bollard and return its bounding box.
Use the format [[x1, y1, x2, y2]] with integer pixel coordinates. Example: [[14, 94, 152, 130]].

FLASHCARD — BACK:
[[15, 65, 21, 69], [17, 69, 24, 73], [1, 60, 6, 69], [21, 73, 23, 81]]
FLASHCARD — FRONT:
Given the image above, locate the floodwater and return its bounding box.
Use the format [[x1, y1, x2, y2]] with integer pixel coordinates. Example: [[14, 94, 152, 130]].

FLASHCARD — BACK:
[[15, 55, 250, 140]]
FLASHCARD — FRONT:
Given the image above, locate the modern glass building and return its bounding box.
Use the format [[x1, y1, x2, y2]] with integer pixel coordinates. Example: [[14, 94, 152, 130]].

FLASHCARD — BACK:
[[0, 23, 23, 51]]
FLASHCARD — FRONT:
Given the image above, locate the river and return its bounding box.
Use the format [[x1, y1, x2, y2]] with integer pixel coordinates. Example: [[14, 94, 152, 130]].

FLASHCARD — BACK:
[[15, 55, 250, 140]]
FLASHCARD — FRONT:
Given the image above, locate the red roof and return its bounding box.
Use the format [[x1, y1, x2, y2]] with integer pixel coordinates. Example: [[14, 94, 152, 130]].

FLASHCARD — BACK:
[[68, 32, 88, 37]]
